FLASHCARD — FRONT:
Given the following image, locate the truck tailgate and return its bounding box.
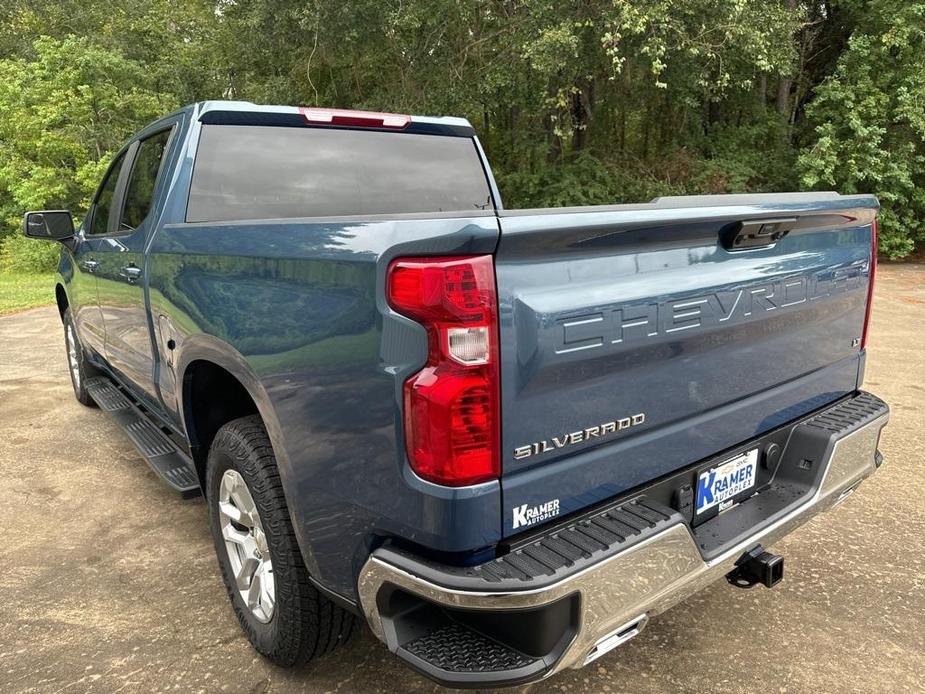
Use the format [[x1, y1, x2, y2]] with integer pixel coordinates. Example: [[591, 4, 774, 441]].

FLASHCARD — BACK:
[[495, 193, 877, 536]]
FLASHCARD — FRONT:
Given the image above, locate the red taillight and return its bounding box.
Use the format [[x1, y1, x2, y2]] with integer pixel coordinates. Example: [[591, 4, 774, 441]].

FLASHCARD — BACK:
[[387, 256, 500, 486], [299, 107, 410, 129], [860, 218, 878, 350]]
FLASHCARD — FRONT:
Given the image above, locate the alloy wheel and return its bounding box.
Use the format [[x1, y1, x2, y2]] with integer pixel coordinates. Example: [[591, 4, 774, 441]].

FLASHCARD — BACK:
[[218, 469, 275, 623]]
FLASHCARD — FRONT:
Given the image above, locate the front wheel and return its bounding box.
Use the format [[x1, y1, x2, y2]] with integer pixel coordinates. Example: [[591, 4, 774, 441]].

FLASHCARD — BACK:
[[206, 415, 355, 666], [63, 308, 99, 406]]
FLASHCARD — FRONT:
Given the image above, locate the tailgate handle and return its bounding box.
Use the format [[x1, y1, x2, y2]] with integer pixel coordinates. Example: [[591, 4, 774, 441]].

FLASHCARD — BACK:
[[723, 217, 797, 250]]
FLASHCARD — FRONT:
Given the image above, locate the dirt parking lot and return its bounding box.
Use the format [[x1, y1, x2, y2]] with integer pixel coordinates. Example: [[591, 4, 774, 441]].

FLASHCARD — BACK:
[[1, 263, 923, 694]]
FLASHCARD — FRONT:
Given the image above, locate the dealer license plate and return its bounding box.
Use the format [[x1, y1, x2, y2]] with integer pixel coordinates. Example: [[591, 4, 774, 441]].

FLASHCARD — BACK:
[[695, 448, 758, 515]]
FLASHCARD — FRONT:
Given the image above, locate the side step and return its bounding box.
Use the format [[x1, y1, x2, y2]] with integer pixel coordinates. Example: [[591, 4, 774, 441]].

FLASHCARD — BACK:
[[85, 377, 201, 498]]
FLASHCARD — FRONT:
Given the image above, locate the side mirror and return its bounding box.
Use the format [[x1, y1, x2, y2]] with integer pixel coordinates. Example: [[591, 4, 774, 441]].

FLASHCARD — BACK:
[[23, 210, 75, 241]]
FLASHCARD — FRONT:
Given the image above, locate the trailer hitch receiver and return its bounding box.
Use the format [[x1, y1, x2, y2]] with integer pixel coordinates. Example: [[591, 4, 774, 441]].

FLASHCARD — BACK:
[[726, 544, 784, 589]]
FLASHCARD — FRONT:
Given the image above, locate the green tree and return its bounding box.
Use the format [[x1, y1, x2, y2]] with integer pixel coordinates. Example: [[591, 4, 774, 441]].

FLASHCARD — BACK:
[[0, 0, 920, 269], [798, 1, 925, 258], [0, 36, 177, 270]]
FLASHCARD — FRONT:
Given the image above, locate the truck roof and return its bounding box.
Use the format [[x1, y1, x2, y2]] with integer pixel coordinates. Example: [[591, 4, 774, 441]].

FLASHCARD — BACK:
[[160, 100, 476, 137]]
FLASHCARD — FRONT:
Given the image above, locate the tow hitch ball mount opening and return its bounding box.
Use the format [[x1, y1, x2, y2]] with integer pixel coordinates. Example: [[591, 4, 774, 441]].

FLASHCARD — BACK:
[[726, 544, 784, 589]]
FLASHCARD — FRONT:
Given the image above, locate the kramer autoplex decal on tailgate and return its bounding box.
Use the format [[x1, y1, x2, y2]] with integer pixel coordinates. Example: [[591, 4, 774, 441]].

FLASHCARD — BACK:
[[553, 265, 865, 356], [512, 498, 561, 530]]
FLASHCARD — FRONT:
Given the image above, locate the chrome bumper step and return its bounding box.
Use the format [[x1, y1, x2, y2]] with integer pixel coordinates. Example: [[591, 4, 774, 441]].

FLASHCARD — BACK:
[[358, 391, 889, 688]]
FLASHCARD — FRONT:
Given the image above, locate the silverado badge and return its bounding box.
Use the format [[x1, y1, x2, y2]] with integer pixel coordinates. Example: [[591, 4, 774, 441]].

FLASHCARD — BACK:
[[513, 413, 646, 460]]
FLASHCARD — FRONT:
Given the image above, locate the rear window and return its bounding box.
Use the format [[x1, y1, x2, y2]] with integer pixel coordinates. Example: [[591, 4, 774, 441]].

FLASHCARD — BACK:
[[186, 125, 493, 222]]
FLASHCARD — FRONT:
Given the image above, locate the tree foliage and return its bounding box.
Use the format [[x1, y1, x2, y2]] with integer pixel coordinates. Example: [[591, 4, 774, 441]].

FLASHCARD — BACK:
[[0, 0, 921, 272], [0, 35, 179, 270], [798, 0, 925, 258]]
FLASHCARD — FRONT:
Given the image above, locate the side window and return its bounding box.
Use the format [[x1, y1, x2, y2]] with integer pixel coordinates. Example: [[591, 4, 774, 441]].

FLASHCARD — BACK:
[[119, 128, 173, 231], [88, 151, 128, 235]]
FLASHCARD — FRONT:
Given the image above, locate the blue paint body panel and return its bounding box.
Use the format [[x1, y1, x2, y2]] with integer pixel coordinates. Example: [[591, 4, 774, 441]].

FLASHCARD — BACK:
[[147, 215, 501, 594], [52, 101, 879, 604], [494, 200, 876, 534]]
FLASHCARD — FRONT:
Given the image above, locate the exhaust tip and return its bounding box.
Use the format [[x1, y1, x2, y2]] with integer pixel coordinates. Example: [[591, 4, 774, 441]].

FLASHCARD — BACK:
[[584, 615, 648, 665]]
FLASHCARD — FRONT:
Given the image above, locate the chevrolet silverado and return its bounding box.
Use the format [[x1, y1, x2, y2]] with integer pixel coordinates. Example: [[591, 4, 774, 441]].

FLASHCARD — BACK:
[[22, 101, 889, 687]]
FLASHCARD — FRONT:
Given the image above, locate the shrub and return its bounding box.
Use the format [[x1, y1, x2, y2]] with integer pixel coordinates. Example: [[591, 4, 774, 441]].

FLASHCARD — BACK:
[[0, 232, 60, 273]]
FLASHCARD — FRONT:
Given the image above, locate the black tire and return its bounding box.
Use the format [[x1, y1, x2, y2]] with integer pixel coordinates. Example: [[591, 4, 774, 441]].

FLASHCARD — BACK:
[[206, 415, 355, 666], [63, 307, 100, 406]]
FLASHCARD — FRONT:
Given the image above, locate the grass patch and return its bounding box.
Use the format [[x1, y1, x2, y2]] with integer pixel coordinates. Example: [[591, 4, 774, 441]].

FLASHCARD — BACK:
[[0, 272, 56, 315]]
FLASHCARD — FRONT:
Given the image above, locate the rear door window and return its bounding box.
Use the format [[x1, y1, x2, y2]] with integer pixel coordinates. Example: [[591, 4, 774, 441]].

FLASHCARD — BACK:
[[119, 128, 173, 231], [187, 125, 493, 222]]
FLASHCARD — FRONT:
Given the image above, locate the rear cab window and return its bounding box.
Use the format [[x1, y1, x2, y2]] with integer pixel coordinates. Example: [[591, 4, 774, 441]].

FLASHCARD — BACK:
[[186, 125, 493, 222]]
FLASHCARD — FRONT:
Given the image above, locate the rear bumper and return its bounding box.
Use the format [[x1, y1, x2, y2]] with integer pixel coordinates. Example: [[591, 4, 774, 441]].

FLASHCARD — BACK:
[[358, 392, 889, 688]]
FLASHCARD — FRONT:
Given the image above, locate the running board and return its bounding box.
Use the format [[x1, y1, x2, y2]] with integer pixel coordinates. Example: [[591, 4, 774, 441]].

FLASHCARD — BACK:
[[85, 377, 201, 498]]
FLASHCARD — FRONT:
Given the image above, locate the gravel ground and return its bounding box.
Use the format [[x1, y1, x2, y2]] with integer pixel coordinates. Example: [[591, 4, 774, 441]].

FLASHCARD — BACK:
[[1, 263, 923, 694]]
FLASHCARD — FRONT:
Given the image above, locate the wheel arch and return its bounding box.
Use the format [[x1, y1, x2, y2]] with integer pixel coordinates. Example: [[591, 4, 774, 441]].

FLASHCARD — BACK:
[[175, 338, 284, 488], [182, 359, 260, 483], [55, 283, 69, 321]]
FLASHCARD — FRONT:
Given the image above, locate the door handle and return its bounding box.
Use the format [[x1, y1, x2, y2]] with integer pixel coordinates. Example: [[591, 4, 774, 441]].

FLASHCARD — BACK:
[[121, 265, 143, 283], [722, 217, 797, 250], [81, 259, 98, 273]]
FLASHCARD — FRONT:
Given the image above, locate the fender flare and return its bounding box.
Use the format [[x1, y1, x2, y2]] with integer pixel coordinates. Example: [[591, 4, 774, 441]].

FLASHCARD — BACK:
[[53, 264, 72, 318], [174, 333, 279, 445], [174, 334, 321, 577]]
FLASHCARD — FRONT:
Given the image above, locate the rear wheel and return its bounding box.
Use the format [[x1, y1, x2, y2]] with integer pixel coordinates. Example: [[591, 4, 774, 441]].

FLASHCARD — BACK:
[[63, 308, 99, 406], [206, 415, 355, 666]]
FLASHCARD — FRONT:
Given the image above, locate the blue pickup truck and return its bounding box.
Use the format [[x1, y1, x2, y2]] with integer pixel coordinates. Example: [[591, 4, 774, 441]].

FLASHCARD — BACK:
[[23, 101, 889, 687]]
